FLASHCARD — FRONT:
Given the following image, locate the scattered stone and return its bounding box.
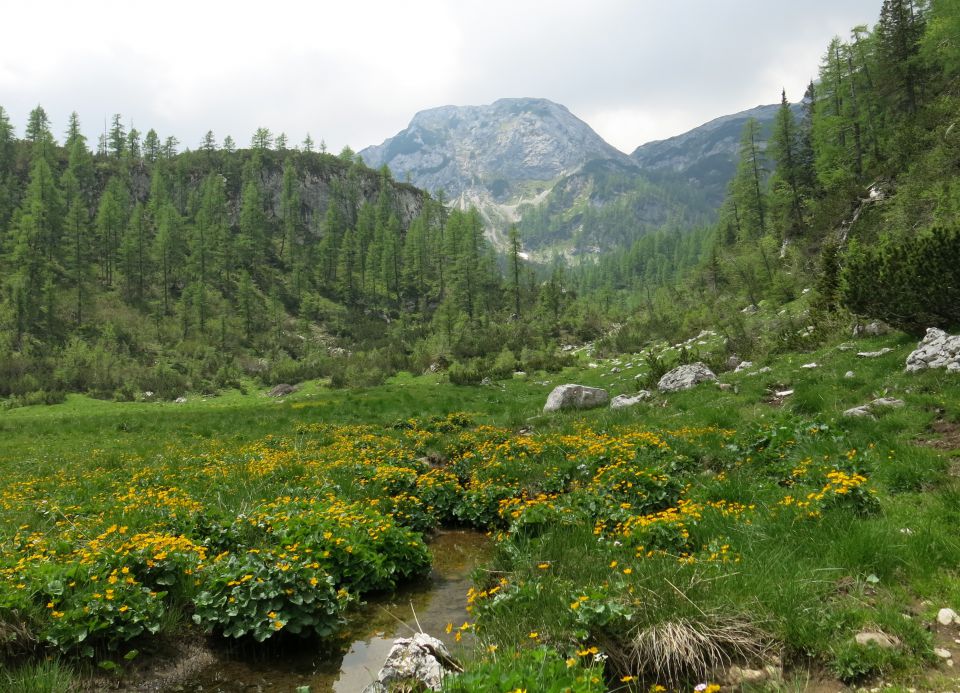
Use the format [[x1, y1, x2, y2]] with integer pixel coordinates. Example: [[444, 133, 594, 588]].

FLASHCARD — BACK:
[[755, 366, 772, 375], [480, 377, 492, 386], [657, 363, 718, 393], [742, 304, 758, 314], [900, 528, 914, 535], [717, 383, 734, 392], [837, 343, 856, 351], [905, 328, 960, 373], [588, 362, 599, 369], [802, 288, 811, 295], [362, 633, 458, 693], [938, 608, 960, 626], [174, 396, 187, 404], [935, 647, 953, 659], [734, 360, 753, 373], [610, 367, 621, 374], [843, 397, 905, 418], [268, 383, 297, 398], [855, 631, 901, 649], [512, 371, 527, 378], [726, 355, 742, 370], [722, 665, 773, 687], [800, 362, 819, 369], [610, 391, 652, 409], [858, 348, 894, 358], [544, 384, 609, 413], [845, 371, 856, 379], [775, 389, 794, 398], [561, 344, 575, 352]]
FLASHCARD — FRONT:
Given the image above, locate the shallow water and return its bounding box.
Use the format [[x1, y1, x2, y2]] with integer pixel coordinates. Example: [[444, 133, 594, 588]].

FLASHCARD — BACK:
[[180, 529, 489, 693]]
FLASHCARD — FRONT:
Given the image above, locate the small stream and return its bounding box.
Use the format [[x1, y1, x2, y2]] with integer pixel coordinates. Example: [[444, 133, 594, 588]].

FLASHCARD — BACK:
[[179, 530, 489, 693]]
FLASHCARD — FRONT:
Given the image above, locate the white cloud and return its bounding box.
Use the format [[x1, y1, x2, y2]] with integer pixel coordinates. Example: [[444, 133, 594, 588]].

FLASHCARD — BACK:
[[0, 0, 881, 151]]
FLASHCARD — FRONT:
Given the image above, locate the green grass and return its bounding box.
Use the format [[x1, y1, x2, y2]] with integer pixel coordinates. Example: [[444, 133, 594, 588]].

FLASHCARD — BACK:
[[0, 328, 958, 690]]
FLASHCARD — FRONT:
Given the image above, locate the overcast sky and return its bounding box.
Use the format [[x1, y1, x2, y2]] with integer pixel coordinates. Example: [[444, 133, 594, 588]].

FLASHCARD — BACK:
[[1, 0, 880, 155]]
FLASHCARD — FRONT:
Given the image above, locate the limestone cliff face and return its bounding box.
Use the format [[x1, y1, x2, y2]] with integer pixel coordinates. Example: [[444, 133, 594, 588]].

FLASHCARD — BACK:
[[360, 98, 632, 200]]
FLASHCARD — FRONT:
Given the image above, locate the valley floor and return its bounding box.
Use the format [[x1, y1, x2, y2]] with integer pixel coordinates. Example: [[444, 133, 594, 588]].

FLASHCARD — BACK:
[[1, 329, 959, 693]]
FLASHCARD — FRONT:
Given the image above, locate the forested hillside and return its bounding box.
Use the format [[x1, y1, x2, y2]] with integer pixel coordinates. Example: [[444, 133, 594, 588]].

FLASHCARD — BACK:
[[1, 0, 958, 407], [0, 115, 589, 403], [585, 0, 960, 353]]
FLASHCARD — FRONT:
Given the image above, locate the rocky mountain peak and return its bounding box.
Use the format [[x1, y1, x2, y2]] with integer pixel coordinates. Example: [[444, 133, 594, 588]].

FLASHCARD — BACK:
[[359, 97, 632, 201]]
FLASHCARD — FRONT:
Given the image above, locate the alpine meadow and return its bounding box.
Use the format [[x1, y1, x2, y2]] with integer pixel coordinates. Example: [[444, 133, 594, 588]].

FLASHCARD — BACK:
[[2, 1, 960, 692]]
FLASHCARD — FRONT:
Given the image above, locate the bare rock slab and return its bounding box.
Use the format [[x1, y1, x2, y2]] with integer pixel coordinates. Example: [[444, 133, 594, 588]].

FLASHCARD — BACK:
[[544, 384, 609, 412], [657, 363, 717, 393]]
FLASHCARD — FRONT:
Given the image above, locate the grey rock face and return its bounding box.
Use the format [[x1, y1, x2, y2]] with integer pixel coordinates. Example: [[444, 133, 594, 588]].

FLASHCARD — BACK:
[[362, 633, 456, 693], [657, 363, 718, 393], [610, 391, 652, 409], [544, 384, 610, 412], [360, 98, 631, 200], [905, 328, 960, 372]]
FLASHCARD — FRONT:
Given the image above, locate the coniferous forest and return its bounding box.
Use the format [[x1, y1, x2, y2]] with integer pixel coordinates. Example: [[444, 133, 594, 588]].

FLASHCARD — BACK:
[[0, 0, 958, 406]]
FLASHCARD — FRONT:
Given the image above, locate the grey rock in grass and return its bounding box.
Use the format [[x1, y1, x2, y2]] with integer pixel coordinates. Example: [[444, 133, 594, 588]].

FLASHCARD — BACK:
[[857, 348, 893, 358], [845, 371, 856, 379], [906, 328, 960, 373], [935, 647, 953, 659], [610, 391, 652, 409], [544, 384, 609, 412], [938, 608, 959, 626], [657, 363, 718, 393], [268, 383, 297, 397], [363, 633, 456, 693], [726, 355, 742, 370], [734, 360, 753, 373], [843, 397, 905, 418], [853, 321, 892, 337], [741, 304, 758, 314], [174, 396, 187, 404], [854, 631, 901, 649], [800, 362, 819, 369]]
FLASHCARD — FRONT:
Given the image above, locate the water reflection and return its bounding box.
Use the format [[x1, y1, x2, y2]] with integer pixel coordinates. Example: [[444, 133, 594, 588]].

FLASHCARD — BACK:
[[182, 530, 488, 693]]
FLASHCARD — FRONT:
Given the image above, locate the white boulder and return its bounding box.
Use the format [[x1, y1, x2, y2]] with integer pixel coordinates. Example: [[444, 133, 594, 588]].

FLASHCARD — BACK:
[[657, 363, 718, 393], [362, 633, 456, 693], [544, 384, 609, 413]]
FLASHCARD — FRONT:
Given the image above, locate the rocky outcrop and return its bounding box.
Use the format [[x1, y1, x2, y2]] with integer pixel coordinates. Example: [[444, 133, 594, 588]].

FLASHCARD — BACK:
[[360, 98, 632, 201], [362, 633, 458, 693], [657, 363, 717, 393], [610, 391, 652, 409], [544, 384, 609, 413], [905, 328, 960, 373]]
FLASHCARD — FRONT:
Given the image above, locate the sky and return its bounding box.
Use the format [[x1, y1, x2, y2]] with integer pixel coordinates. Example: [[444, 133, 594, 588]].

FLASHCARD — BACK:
[[1, 0, 881, 155]]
